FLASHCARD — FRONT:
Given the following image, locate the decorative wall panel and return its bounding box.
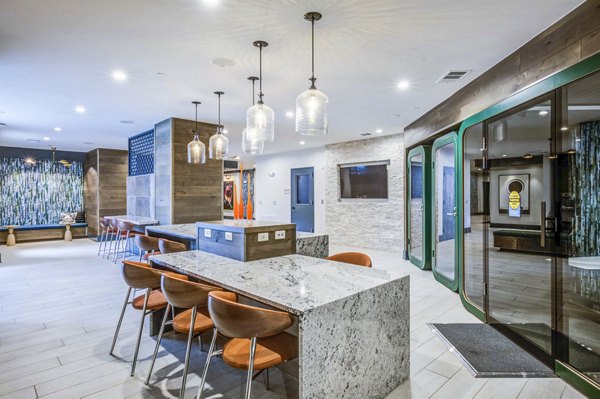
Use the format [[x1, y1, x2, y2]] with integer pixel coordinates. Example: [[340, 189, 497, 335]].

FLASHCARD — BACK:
[[128, 129, 154, 176], [0, 158, 83, 225]]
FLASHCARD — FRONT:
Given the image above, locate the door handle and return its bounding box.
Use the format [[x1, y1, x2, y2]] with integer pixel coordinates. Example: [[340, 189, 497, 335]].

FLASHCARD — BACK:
[[446, 207, 457, 217], [540, 201, 546, 247]]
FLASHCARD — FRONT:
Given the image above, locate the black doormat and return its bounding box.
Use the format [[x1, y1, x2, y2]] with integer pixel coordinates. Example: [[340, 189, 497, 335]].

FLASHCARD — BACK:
[[430, 323, 555, 378]]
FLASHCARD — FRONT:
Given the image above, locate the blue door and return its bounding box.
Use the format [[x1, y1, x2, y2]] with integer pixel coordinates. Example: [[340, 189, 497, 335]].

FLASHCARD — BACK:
[[291, 167, 314, 232], [441, 166, 455, 241]]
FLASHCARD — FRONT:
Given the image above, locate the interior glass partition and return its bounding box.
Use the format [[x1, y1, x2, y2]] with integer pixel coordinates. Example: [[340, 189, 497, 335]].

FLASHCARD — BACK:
[[407, 146, 431, 269], [557, 70, 600, 385], [462, 123, 485, 311], [432, 133, 458, 291]]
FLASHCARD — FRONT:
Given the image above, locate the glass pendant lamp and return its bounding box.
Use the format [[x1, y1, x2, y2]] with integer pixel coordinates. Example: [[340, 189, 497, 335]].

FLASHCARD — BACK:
[[296, 12, 329, 136], [209, 91, 229, 160], [246, 40, 275, 142], [187, 101, 206, 164], [242, 76, 265, 155]]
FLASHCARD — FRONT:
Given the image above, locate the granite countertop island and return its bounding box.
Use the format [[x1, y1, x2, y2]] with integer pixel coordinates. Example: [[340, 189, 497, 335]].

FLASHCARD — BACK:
[[150, 251, 409, 398]]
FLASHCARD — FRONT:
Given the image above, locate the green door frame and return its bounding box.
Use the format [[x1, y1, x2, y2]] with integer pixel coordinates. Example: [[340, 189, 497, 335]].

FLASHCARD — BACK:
[[456, 52, 600, 397], [407, 146, 432, 270], [431, 132, 459, 291]]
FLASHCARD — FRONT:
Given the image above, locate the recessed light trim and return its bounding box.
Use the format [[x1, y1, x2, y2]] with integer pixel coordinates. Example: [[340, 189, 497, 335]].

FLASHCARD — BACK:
[[54, 127, 62, 132], [538, 110, 548, 116], [397, 80, 410, 90], [286, 111, 294, 118], [375, 129, 383, 134], [112, 70, 127, 82], [75, 106, 86, 113], [300, 141, 305, 145], [43, 137, 50, 141], [560, 127, 568, 131]]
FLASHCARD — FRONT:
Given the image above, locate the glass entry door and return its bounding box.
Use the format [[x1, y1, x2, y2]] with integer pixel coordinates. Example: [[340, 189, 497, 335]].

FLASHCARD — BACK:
[[432, 133, 458, 291], [484, 96, 555, 362]]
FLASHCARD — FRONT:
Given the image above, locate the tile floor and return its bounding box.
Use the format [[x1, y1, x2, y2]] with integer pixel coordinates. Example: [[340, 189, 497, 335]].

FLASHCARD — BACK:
[[0, 240, 588, 398]]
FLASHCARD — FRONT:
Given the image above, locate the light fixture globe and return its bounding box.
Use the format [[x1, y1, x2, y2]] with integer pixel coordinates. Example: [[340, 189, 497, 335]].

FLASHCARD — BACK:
[[296, 87, 328, 135], [295, 11, 328, 136], [246, 102, 274, 142], [242, 127, 264, 155], [187, 101, 206, 164], [209, 125, 229, 159], [188, 134, 206, 164], [209, 91, 229, 160]]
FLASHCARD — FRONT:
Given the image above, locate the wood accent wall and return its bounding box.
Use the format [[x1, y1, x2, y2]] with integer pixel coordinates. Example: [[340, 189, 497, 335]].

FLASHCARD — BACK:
[[153, 118, 222, 225], [404, 1, 600, 148], [84, 149, 128, 236]]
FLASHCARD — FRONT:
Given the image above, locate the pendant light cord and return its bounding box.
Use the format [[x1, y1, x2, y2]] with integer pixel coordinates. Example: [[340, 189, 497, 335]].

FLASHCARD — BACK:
[[311, 16, 316, 88], [258, 44, 264, 104], [195, 103, 198, 133]]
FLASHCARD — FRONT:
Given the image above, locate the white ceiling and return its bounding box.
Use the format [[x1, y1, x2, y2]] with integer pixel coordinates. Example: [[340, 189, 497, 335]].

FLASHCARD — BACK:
[[0, 0, 584, 156]]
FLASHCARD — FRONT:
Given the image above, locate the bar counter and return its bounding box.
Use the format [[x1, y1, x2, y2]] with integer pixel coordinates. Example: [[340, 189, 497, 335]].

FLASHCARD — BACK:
[[150, 250, 409, 398]]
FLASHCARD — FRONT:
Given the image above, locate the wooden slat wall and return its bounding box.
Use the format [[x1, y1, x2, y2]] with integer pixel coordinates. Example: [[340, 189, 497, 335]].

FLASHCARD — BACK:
[[404, 1, 600, 148], [83, 148, 127, 236], [83, 150, 99, 236], [98, 149, 128, 224], [171, 118, 222, 223]]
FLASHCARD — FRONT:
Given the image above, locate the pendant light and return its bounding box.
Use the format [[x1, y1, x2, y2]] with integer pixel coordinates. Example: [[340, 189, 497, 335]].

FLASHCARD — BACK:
[[187, 101, 206, 164], [296, 11, 329, 136], [242, 76, 265, 155], [246, 41, 275, 142], [209, 91, 229, 160]]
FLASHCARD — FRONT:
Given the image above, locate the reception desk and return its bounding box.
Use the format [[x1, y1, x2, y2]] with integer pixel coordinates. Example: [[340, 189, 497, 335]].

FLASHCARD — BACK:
[[150, 251, 409, 398]]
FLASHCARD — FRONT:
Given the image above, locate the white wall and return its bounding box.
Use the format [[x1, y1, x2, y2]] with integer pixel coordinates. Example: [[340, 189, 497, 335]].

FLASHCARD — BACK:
[[254, 147, 326, 234]]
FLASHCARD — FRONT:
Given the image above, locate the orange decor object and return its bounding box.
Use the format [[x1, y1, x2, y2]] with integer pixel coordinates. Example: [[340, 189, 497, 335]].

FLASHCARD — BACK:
[[246, 174, 253, 220], [238, 164, 245, 219], [232, 184, 238, 220]]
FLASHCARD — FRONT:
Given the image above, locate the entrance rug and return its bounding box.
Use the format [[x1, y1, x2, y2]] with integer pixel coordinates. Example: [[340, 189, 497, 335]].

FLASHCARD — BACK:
[[430, 323, 555, 377]]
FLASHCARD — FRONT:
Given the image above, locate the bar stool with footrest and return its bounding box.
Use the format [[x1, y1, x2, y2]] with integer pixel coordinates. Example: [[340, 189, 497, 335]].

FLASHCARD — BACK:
[[113, 221, 142, 263], [105, 218, 120, 259], [146, 275, 222, 398], [326, 251, 372, 267], [97, 217, 112, 256], [135, 235, 161, 262], [158, 238, 187, 254], [109, 260, 187, 376], [197, 291, 298, 399]]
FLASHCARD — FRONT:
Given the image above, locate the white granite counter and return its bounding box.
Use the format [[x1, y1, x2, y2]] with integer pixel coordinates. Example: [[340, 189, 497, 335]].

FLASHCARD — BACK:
[[150, 251, 405, 315], [146, 223, 196, 240], [104, 215, 159, 226]]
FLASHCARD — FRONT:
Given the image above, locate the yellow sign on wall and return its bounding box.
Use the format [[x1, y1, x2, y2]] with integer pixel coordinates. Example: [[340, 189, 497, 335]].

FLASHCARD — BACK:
[[508, 190, 521, 217]]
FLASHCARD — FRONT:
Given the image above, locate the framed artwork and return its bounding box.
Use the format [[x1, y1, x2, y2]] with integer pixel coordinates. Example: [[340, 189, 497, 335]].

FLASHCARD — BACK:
[[498, 173, 530, 214], [223, 181, 234, 210]]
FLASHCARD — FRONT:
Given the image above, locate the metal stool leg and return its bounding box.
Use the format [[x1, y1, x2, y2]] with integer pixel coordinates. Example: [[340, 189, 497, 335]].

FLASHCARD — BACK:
[[110, 287, 132, 355], [197, 328, 219, 399], [131, 288, 150, 376], [180, 306, 197, 398], [145, 304, 171, 385], [245, 337, 257, 399], [97, 229, 106, 255]]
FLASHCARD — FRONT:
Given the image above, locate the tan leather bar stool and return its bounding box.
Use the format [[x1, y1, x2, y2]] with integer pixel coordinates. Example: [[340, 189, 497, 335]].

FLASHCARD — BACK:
[[197, 291, 298, 399], [97, 217, 111, 256], [326, 251, 372, 267], [158, 238, 187, 254], [110, 260, 187, 376], [113, 221, 142, 263], [135, 235, 160, 262], [146, 275, 222, 398]]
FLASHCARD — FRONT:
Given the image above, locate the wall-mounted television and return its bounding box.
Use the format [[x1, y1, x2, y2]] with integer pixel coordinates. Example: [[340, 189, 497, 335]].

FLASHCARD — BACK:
[[339, 160, 389, 201]]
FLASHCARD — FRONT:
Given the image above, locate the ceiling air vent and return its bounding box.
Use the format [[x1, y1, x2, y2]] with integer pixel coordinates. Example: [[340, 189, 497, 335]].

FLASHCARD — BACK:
[[437, 70, 470, 83], [360, 133, 372, 137]]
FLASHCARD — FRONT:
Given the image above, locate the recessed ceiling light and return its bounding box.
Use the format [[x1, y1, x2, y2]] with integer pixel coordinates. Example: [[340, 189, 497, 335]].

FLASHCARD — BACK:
[[75, 106, 86, 113], [375, 128, 383, 134], [286, 111, 294, 118], [54, 127, 62, 132], [300, 141, 305, 145], [502, 154, 507, 157], [119, 120, 135, 124], [43, 137, 50, 141], [523, 153, 533, 159], [24, 157, 36, 165], [211, 58, 235, 68], [538, 110, 548, 116], [202, 0, 220, 7], [112, 70, 127, 82], [560, 127, 568, 131], [397, 80, 410, 90]]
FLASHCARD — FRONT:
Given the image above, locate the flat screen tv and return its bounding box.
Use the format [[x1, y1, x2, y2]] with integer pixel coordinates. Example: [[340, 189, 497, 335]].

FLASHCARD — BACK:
[[339, 161, 389, 200]]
